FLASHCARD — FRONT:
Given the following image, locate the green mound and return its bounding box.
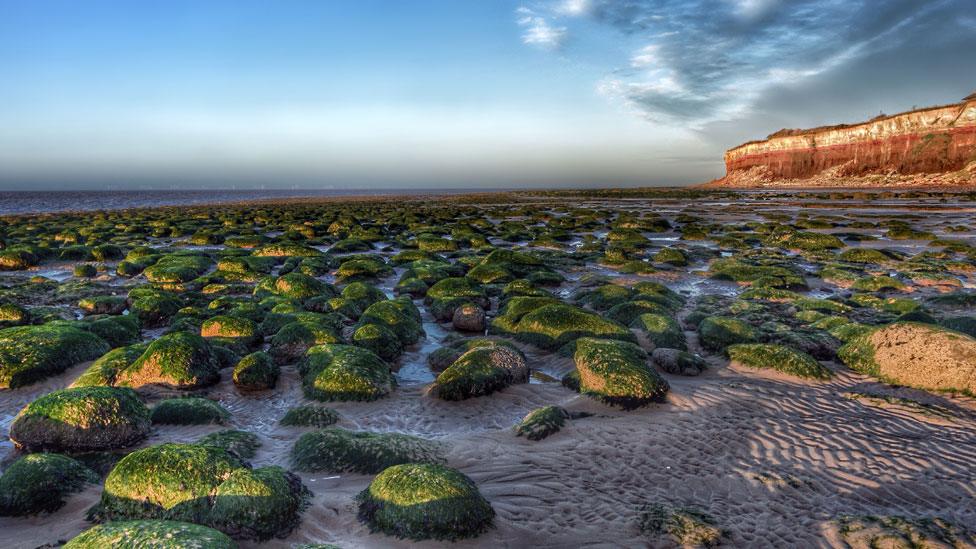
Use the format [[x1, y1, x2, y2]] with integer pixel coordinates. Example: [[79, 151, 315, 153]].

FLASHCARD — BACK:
[[839, 322, 976, 395], [116, 331, 221, 390], [631, 313, 687, 350], [513, 303, 636, 350], [357, 463, 494, 541], [9, 386, 150, 452], [279, 405, 341, 427], [65, 520, 237, 548], [727, 344, 832, 380], [573, 338, 669, 408], [233, 351, 279, 391], [300, 344, 395, 401], [268, 320, 342, 365], [95, 443, 306, 540], [433, 344, 529, 401], [514, 405, 569, 441], [351, 323, 403, 361], [197, 430, 261, 460], [359, 297, 424, 345], [0, 453, 97, 516], [72, 343, 148, 388], [698, 316, 758, 353], [151, 397, 230, 425], [835, 515, 975, 549], [0, 324, 110, 388], [638, 503, 725, 547], [291, 428, 442, 473], [200, 315, 260, 346]]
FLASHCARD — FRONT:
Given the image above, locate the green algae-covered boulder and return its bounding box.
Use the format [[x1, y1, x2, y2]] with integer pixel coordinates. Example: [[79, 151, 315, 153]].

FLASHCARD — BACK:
[[116, 331, 220, 390], [300, 344, 395, 401], [490, 296, 560, 334], [9, 386, 150, 452], [573, 337, 669, 408], [513, 303, 636, 350], [351, 322, 403, 361], [84, 315, 141, 348], [269, 320, 342, 365], [291, 428, 442, 474], [727, 343, 832, 380], [233, 351, 279, 391], [72, 343, 148, 388], [209, 466, 307, 540], [265, 272, 336, 301], [514, 405, 569, 441], [839, 322, 976, 394], [197, 430, 261, 460], [151, 397, 230, 425], [339, 281, 387, 312], [279, 404, 340, 427], [78, 295, 127, 315], [65, 520, 237, 549], [631, 313, 687, 350], [359, 297, 424, 345], [0, 301, 30, 326], [698, 316, 758, 353], [0, 324, 110, 388], [433, 344, 529, 401], [0, 453, 97, 516], [130, 292, 182, 328], [833, 515, 976, 549], [94, 443, 244, 524], [253, 242, 322, 257], [357, 463, 494, 541], [651, 348, 708, 376], [95, 442, 307, 540], [201, 315, 260, 347]]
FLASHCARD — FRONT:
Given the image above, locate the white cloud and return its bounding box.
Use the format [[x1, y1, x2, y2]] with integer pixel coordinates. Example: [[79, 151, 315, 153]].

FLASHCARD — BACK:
[[557, 0, 590, 16], [630, 45, 661, 68], [516, 8, 567, 49]]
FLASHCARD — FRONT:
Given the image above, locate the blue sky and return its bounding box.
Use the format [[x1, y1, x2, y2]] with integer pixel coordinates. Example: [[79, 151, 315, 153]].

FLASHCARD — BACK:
[[1, 0, 973, 190]]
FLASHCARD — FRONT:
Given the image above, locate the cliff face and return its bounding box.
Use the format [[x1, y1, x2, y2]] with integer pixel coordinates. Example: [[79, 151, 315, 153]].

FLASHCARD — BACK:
[[723, 97, 976, 181]]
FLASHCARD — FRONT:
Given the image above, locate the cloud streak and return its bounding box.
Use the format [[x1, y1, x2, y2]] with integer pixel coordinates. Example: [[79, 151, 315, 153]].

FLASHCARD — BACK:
[[518, 0, 974, 128]]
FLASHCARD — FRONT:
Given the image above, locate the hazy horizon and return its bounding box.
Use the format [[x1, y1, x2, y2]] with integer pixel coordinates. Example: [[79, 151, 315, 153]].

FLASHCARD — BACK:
[[2, 0, 974, 190]]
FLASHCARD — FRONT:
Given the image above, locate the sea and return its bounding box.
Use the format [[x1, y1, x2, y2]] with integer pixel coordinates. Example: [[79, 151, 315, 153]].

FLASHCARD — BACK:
[[0, 189, 478, 216]]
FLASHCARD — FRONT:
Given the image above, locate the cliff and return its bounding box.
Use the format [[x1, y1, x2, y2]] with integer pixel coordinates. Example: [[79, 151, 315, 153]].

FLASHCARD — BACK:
[[712, 93, 976, 187]]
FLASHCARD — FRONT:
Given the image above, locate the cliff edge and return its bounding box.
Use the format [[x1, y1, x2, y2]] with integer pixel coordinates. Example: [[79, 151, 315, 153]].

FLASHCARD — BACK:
[[706, 93, 976, 188]]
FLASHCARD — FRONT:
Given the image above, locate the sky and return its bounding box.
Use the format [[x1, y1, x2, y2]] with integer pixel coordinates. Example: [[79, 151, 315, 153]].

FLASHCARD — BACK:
[[0, 0, 974, 190]]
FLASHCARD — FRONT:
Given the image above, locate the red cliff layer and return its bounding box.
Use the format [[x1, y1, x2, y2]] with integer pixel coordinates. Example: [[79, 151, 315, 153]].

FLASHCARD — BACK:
[[724, 96, 976, 181]]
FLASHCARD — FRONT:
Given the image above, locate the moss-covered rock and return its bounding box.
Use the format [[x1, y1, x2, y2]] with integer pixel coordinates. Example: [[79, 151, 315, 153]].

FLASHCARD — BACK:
[[300, 344, 395, 401], [151, 397, 230, 425], [0, 453, 98, 516], [65, 520, 236, 549], [94, 443, 306, 540], [359, 297, 424, 345], [357, 463, 494, 541], [116, 332, 220, 390], [279, 405, 340, 428], [727, 343, 832, 380], [651, 348, 707, 376], [72, 343, 148, 388], [632, 313, 687, 350], [838, 322, 976, 394], [834, 515, 975, 549], [0, 324, 110, 388], [269, 320, 342, 365], [433, 344, 528, 400], [232, 351, 278, 391], [209, 465, 307, 540], [573, 337, 669, 408], [698, 316, 758, 353], [197, 430, 261, 460], [10, 386, 150, 452], [263, 273, 336, 301], [638, 503, 725, 547], [352, 323, 403, 362], [292, 428, 442, 474], [201, 315, 260, 347], [514, 405, 569, 441], [78, 295, 127, 315], [513, 303, 636, 350]]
